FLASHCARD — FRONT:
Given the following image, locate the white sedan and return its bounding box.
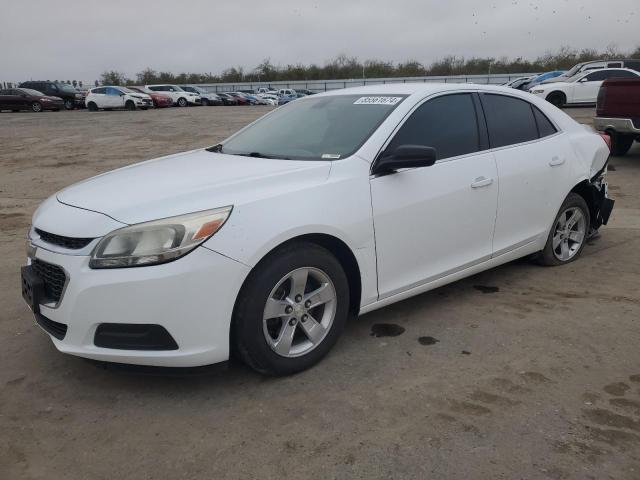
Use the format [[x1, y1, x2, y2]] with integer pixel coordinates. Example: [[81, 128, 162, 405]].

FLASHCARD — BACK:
[[529, 68, 640, 107], [22, 84, 614, 375]]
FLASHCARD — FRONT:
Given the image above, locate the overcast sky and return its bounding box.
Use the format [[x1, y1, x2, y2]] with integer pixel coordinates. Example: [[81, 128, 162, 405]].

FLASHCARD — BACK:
[[2, 0, 638, 82]]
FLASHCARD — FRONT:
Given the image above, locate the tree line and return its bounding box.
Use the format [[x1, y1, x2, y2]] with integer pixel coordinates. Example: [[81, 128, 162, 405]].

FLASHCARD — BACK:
[[100, 45, 640, 86]]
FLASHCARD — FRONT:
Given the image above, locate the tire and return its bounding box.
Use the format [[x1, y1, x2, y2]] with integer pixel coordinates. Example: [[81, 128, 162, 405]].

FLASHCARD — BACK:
[[233, 242, 350, 376], [202, 98, 209, 106], [538, 193, 590, 266], [63, 99, 74, 110], [610, 132, 634, 156], [31, 102, 43, 113], [125, 100, 136, 111], [177, 97, 188, 107], [546, 92, 566, 108], [87, 102, 98, 112]]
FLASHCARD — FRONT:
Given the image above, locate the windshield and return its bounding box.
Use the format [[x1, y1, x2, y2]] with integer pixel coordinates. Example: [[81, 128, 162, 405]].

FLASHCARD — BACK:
[[221, 94, 406, 160], [58, 84, 78, 93], [564, 64, 583, 78]]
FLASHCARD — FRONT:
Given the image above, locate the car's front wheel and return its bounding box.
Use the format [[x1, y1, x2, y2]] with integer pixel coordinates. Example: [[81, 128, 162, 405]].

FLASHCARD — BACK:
[[538, 193, 590, 266], [233, 243, 350, 375], [63, 99, 74, 110], [177, 97, 188, 107], [31, 102, 42, 112]]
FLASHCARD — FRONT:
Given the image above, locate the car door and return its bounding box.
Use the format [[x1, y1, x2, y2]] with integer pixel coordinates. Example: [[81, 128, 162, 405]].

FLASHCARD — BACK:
[[105, 87, 124, 108], [91, 87, 107, 107], [480, 93, 574, 255], [0, 89, 10, 109], [13, 89, 30, 109], [573, 71, 607, 103], [370, 92, 498, 298]]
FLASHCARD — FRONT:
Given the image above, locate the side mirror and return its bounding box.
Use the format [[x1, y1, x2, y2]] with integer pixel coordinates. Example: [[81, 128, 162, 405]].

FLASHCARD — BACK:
[[373, 145, 437, 175], [579, 77, 589, 83]]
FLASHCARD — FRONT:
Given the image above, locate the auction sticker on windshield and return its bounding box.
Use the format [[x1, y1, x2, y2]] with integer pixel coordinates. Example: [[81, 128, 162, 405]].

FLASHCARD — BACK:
[[353, 96, 403, 105]]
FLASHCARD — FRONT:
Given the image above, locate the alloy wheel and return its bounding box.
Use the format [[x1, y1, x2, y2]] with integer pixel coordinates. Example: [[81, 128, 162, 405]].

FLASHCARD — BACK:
[[552, 206, 586, 261], [262, 267, 337, 358]]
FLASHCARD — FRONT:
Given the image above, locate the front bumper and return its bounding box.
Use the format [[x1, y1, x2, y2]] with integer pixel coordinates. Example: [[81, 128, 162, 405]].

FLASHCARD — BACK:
[[24, 244, 250, 367], [593, 117, 640, 135]]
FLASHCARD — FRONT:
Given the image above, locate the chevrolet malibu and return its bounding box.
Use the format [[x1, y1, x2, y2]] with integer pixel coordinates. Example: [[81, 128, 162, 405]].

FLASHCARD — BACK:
[[22, 84, 614, 375]]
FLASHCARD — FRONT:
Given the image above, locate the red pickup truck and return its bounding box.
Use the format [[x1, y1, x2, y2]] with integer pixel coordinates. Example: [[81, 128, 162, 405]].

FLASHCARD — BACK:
[[594, 78, 640, 156]]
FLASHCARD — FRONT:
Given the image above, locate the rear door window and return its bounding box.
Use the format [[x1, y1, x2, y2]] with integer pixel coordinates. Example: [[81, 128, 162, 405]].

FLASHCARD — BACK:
[[386, 93, 480, 161], [481, 94, 539, 148]]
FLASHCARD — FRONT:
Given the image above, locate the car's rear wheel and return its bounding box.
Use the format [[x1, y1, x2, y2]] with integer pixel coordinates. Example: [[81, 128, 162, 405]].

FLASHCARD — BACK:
[[609, 132, 634, 156], [538, 193, 590, 266], [63, 99, 74, 110], [177, 97, 188, 107], [31, 102, 43, 113], [233, 242, 350, 375], [87, 102, 98, 112], [546, 92, 566, 108], [125, 100, 136, 111]]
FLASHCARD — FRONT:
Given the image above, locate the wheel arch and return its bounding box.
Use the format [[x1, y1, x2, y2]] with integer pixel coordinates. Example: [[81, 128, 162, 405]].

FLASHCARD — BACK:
[[234, 233, 362, 318], [546, 90, 567, 103], [569, 178, 601, 230]]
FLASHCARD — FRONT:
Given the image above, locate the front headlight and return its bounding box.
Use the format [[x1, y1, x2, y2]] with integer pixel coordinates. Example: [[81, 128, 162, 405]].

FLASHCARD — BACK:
[[89, 206, 232, 269]]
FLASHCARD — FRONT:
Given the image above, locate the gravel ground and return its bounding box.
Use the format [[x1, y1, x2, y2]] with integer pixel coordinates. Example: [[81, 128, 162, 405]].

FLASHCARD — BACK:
[[1, 105, 639, 480]]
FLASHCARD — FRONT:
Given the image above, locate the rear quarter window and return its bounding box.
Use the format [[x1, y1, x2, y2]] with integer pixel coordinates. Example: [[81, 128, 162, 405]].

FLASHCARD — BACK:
[[532, 106, 557, 138]]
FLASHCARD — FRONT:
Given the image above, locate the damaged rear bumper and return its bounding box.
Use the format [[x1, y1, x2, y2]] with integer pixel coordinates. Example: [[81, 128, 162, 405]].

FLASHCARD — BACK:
[[589, 166, 615, 231]]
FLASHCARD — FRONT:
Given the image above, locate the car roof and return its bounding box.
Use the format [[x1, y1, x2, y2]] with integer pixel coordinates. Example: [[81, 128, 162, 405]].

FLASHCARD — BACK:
[[313, 82, 535, 98]]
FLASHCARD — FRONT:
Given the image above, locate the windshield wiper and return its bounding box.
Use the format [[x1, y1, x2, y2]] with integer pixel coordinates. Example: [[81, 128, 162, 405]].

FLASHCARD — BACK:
[[228, 151, 292, 160], [206, 143, 223, 153]]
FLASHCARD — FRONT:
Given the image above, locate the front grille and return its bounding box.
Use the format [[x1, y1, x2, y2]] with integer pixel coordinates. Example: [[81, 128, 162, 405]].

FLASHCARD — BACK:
[[35, 313, 67, 340], [35, 228, 93, 250], [32, 260, 66, 303]]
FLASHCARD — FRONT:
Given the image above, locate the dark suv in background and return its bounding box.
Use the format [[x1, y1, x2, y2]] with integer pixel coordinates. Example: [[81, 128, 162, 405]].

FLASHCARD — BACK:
[[18, 81, 84, 110]]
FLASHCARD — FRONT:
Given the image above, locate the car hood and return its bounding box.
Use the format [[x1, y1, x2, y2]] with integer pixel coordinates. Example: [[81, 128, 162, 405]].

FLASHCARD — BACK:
[[57, 149, 332, 225]]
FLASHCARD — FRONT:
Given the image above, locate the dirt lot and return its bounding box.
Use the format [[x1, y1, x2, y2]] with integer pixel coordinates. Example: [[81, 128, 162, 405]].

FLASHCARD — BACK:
[[1, 105, 639, 480]]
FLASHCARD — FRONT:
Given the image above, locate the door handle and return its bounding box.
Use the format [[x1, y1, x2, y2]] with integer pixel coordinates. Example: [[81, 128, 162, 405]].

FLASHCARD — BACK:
[[470, 176, 494, 188], [549, 156, 565, 166]]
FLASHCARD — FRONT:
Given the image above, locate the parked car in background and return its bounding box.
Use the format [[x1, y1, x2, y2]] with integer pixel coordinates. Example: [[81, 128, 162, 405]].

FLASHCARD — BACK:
[[278, 92, 297, 105], [0, 88, 64, 112], [226, 92, 250, 105], [529, 68, 640, 107], [259, 93, 279, 105], [594, 78, 640, 156], [522, 71, 565, 90], [85, 86, 153, 111], [504, 76, 536, 90], [540, 59, 640, 84], [277, 88, 297, 97], [18, 81, 83, 110], [216, 93, 238, 106], [22, 84, 613, 375], [294, 89, 316, 96], [145, 85, 201, 106], [181, 86, 223, 106], [128, 86, 173, 108]]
